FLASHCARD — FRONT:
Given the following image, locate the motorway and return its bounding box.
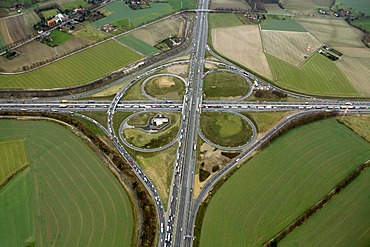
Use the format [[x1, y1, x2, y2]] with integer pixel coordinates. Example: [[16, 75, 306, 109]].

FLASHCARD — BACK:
[[2, 1, 370, 247]]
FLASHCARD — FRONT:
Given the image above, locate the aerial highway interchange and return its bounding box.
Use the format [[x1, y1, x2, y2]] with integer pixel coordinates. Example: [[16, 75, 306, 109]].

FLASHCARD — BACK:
[[1, 0, 370, 246]]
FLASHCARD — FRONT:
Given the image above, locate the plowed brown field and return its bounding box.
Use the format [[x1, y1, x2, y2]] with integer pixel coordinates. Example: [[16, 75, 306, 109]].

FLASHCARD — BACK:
[[212, 25, 272, 79]]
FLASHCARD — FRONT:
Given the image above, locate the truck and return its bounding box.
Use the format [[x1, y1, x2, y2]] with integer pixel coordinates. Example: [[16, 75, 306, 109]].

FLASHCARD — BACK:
[[61, 99, 68, 103], [179, 142, 182, 148]]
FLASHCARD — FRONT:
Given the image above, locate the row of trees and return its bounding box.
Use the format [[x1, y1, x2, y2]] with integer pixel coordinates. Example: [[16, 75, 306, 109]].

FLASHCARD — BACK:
[[0, 111, 158, 246]]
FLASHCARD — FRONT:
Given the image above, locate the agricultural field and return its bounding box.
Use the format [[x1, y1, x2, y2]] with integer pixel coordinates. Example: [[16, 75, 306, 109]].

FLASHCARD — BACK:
[[198, 119, 370, 247], [59, 0, 89, 10], [279, 0, 332, 15], [336, 0, 370, 16], [351, 18, 370, 31], [127, 144, 177, 208], [0, 33, 4, 48], [338, 115, 370, 143], [0, 40, 142, 89], [208, 13, 243, 29], [0, 139, 28, 186], [297, 18, 364, 47], [261, 19, 306, 32], [22, 9, 41, 34], [200, 112, 252, 147], [116, 34, 159, 56], [267, 53, 358, 96], [0, 15, 29, 45], [212, 25, 272, 79], [0, 0, 41, 7], [336, 57, 370, 95], [203, 71, 249, 99], [264, 3, 287, 14], [73, 26, 110, 42], [89, 1, 174, 28], [168, 0, 196, 10], [0, 37, 91, 72], [41, 9, 58, 19], [210, 0, 251, 11], [261, 30, 321, 66], [280, 164, 370, 246], [124, 112, 180, 149], [144, 75, 185, 100], [0, 120, 134, 246], [0, 169, 33, 247], [130, 15, 181, 46]]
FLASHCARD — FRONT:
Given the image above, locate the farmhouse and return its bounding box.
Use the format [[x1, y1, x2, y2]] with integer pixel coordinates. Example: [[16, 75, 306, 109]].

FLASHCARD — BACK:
[[47, 13, 67, 27], [47, 19, 57, 27]]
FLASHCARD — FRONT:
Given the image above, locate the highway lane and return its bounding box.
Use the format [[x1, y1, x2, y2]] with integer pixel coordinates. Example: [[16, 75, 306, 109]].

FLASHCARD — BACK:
[[172, 1, 210, 246], [1, 100, 369, 113]]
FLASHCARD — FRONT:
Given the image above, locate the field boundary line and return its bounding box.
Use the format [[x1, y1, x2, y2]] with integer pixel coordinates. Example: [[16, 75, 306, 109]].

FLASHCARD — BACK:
[[264, 160, 370, 246], [0, 164, 28, 190]]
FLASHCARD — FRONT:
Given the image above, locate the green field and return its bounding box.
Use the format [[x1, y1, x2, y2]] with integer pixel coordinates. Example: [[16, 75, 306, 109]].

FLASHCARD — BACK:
[[0, 169, 33, 247], [203, 72, 249, 99], [0, 120, 134, 246], [280, 0, 332, 15], [0, 40, 142, 89], [200, 112, 252, 147], [73, 27, 110, 42], [41, 9, 58, 19], [281, 165, 370, 246], [60, 0, 89, 10], [145, 76, 185, 100], [122, 79, 149, 100], [352, 18, 370, 31], [44, 30, 73, 46], [198, 119, 370, 247], [90, 1, 174, 28], [168, 0, 196, 10], [208, 13, 243, 29], [0, 33, 5, 49], [267, 53, 358, 96], [261, 19, 307, 32], [116, 34, 159, 56], [337, 0, 370, 16], [0, 139, 28, 186], [243, 111, 289, 133], [124, 112, 180, 149]]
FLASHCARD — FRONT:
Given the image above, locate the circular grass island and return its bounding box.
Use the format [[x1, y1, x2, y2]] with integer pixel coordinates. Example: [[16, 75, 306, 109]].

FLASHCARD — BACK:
[[122, 112, 181, 149], [200, 112, 253, 148], [203, 71, 250, 100], [144, 75, 185, 100]]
